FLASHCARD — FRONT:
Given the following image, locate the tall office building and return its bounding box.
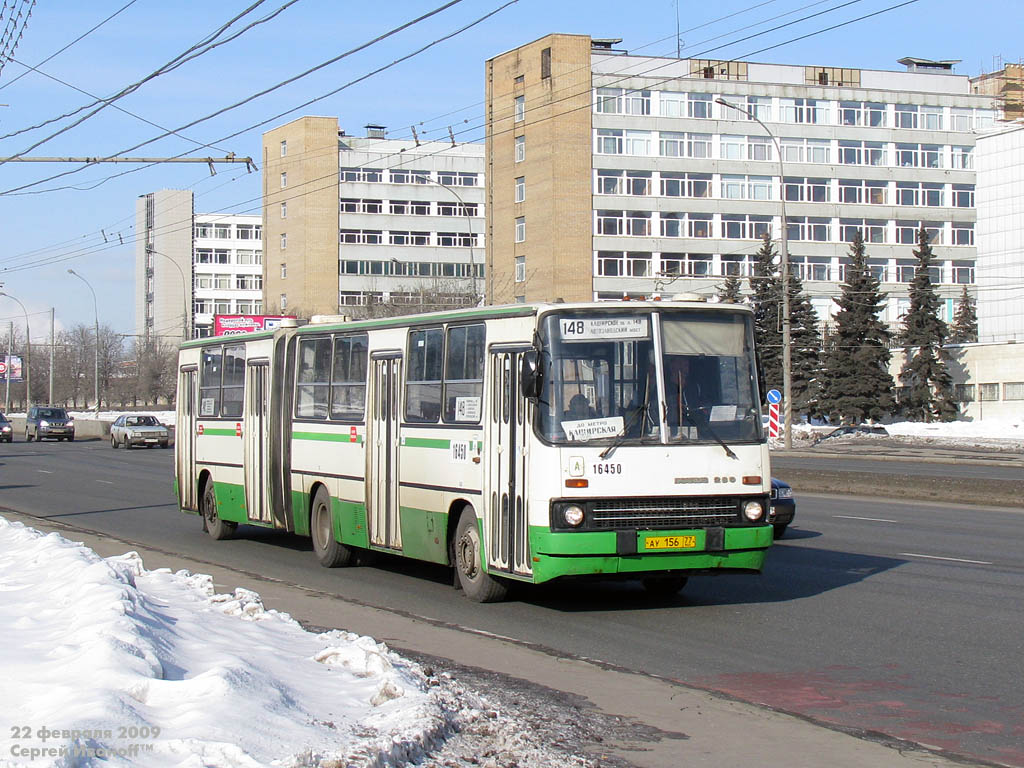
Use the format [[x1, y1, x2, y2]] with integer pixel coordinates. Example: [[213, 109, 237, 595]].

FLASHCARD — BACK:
[[486, 35, 999, 327], [975, 122, 1024, 343], [262, 117, 485, 317], [135, 190, 262, 341]]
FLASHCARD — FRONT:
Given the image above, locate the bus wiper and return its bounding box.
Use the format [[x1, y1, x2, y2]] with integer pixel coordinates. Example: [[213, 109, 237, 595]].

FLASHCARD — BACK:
[[680, 406, 738, 461], [599, 387, 651, 460]]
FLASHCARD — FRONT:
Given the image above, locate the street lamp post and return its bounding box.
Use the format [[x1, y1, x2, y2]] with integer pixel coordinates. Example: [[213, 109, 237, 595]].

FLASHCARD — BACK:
[[68, 269, 100, 416], [0, 292, 31, 409], [413, 174, 480, 304], [716, 98, 793, 449], [147, 248, 191, 340]]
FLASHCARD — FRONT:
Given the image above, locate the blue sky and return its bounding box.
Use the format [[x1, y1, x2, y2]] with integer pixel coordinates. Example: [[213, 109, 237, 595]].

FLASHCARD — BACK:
[[0, 0, 1020, 341]]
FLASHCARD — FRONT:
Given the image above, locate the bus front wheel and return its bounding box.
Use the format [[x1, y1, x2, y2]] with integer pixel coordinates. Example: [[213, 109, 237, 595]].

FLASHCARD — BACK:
[[201, 479, 237, 540], [311, 486, 353, 567], [453, 507, 508, 603]]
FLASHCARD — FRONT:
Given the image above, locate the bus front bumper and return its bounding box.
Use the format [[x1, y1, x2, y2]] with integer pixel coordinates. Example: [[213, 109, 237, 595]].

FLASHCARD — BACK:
[[527, 525, 772, 584]]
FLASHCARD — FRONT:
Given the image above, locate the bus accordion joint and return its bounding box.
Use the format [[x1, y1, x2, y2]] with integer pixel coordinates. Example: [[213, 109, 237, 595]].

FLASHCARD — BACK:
[[565, 478, 589, 488]]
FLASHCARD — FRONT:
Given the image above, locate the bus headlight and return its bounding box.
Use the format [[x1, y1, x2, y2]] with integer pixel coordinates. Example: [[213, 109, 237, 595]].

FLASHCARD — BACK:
[[742, 500, 765, 522], [563, 505, 585, 527]]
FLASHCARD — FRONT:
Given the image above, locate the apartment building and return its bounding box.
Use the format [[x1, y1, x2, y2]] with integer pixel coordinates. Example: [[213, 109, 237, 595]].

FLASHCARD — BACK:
[[262, 117, 485, 317], [135, 190, 262, 341], [486, 34, 1000, 327]]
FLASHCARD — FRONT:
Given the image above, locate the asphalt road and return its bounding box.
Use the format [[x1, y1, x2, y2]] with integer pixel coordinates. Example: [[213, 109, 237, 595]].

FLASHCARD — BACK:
[[3, 438, 1023, 767]]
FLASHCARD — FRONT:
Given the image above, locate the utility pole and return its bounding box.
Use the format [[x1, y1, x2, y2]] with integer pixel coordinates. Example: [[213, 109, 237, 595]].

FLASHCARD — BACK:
[[49, 308, 54, 405], [4, 321, 11, 413]]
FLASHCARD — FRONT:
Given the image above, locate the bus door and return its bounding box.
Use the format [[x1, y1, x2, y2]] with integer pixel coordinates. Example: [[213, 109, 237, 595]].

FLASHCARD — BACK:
[[176, 365, 198, 511], [368, 352, 402, 550], [485, 347, 532, 577], [243, 359, 273, 524]]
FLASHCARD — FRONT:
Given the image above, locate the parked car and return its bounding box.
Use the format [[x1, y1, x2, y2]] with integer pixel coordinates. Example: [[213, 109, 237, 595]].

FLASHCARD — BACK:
[[769, 478, 795, 539], [110, 414, 170, 449], [25, 406, 74, 442], [820, 424, 888, 441], [0, 412, 12, 442]]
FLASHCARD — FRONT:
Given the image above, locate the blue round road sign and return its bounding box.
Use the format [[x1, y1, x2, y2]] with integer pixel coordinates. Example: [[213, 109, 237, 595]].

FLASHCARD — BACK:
[[766, 389, 782, 404]]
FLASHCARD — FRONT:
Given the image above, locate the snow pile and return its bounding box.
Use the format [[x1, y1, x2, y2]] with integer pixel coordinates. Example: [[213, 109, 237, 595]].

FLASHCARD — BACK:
[[0, 518, 451, 767]]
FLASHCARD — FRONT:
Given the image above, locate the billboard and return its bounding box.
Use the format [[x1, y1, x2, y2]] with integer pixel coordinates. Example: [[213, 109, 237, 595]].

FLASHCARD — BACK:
[[213, 314, 295, 336], [0, 355, 23, 382]]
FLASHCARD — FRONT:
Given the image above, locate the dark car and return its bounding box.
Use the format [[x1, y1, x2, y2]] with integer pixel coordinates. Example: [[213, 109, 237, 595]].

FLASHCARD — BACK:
[[769, 478, 795, 539], [0, 412, 12, 442], [25, 406, 75, 442], [820, 424, 888, 441]]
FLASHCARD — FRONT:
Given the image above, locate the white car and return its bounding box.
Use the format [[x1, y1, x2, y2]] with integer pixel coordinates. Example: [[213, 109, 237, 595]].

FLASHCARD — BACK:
[[110, 414, 170, 449]]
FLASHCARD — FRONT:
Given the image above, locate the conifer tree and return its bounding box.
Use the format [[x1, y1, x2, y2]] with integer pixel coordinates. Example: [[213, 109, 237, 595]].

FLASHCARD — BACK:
[[750, 234, 782, 391], [785, 269, 822, 416], [948, 285, 978, 344], [898, 228, 958, 421], [718, 274, 743, 304], [818, 232, 895, 423]]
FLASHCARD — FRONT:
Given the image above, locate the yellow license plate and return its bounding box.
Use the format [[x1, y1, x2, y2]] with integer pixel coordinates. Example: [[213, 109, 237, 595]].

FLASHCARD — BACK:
[[644, 535, 698, 550]]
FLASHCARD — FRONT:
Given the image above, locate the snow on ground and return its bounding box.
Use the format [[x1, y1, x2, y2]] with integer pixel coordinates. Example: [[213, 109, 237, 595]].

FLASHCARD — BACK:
[[0, 518, 494, 768], [773, 417, 1024, 452]]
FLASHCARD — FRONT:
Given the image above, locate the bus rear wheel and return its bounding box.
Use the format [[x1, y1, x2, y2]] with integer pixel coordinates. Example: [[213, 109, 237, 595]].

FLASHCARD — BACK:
[[453, 506, 508, 603], [201, 479, 237, 540], [311, 486, 353, 567], [641, 576, 688, 597]]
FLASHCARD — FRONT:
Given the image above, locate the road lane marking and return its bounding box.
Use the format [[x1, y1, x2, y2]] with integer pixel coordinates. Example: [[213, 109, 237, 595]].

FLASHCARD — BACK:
[[37, 469, 53, 474], [96, 480, 114, 485], [834, 515, 897, 523], [899, 552, 993, 565]]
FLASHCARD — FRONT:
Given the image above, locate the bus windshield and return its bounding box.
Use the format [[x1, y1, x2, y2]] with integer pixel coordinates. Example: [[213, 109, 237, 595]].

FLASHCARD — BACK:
[[535, 309, 763, 446]]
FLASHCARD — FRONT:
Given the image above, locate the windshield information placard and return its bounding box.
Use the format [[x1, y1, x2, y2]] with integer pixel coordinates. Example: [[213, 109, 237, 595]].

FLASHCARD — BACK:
[[561, 416, 624, 441], [559, 316, 648, 341]]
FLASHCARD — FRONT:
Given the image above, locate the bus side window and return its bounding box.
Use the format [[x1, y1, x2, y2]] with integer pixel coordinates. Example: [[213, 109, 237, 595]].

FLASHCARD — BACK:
[[331, 334, 368, 420], [443, 324, 484, 423], [296, 338, 332, 419], [221, 344, 246, 418], [199, 348, 222, 417], [406, 328, 443, 423]]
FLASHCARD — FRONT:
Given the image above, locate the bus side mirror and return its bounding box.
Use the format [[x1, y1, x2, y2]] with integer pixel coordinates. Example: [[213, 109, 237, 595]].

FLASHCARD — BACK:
[[519, 350, 542, 399]]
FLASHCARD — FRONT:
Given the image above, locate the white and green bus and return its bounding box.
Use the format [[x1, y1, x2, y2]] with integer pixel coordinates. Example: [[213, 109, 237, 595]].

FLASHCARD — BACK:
[[175, 301, 772, 601]]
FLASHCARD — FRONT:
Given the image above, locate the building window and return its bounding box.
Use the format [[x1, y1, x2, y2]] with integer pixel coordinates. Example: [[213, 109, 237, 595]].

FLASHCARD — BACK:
[[280, 172, 287, 188], [514, 135, 525, 163], [720, 135, 744, 160], [514, 216, 525, 243], [840, 219, 886, 244], [1004, 383, 1024, 401], [515, 176, 525, 203], [214, 224, 231, 239], [688, 93, 712, 119], [951, 146, 973, 170], [280, 140, 287, 157], [787, 216, 831, 242], [839, 101, 886, 127], [514, 95, 525, 122], [541, 47, 551, 79], [723, 214, 772, 240], [340, 167, 383, 183], [389, 168, 431, 184], [280, 202, 287, 219], [979, 383, 1000, 401], [194, 223, 212, 238], [660, 172, 711, 198], [687, 214, 713, 238], [515, 255, 526, 282], [720, 254, 756, 277], [951, 223, 974, 246], [280, 263, 287, 278], [784, 177, 830, 203], [780, 98, 828, 124], [280, 233, 287, 249], [952, 184, 975, 208], [624, 130, 651, 156], [280, 294, 287, 311]]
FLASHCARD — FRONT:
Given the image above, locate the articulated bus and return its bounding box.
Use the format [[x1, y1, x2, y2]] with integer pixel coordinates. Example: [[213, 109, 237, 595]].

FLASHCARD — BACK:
[[174, 301, 772, 602]]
